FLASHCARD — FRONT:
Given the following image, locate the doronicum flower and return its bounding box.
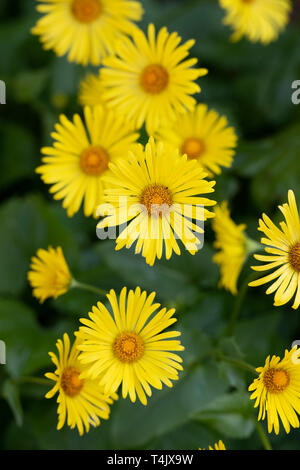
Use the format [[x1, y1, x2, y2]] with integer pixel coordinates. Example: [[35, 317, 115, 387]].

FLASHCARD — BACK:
[[97, 136, 216, 266], [45, 333, 116, 435], [219, 0, 292, 44], [28, 246, 71, 303], [212, 202, 259, 295], [78, 72, 106, 108], [76, 287, 184, 405], [199, 440, 226, 450], [249, 347, 300, 434], [100, 23, 208, 134], [36, 105, 139, 218], [31, 0, 144, 66], [249, 190, 300, 309], [156, 103, 237, 177]]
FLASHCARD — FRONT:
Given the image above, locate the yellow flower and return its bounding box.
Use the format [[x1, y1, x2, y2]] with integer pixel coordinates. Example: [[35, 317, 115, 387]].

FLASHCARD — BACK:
[[156, 103, 238, 177], [97, 136, 216, 266], [45, 333, 116, 435], [249, 347, 300, 434], [76, 287, 184, 405], [212, 202, 247, 295], [199, 440, 226, 450], [219, 0, 292, 44], [78, 72, 106, 108], [249, 190, 300, 309], [101, 23, 208, 134], [31, 0, 144, 66], [28, 246, 71, 303], [36, 105, 139, 218]]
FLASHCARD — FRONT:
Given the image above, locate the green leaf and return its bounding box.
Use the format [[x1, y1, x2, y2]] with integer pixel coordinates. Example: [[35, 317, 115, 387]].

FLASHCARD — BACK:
[[2, 379, 23, 426]]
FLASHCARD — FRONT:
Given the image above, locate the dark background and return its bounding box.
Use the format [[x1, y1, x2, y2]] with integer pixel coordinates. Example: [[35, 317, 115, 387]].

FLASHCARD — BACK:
[[0, 0, 300, 450]]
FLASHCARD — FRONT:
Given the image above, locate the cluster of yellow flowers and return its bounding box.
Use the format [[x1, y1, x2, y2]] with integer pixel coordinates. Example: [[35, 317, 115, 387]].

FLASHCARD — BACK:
[[27, 0, 298, 448]]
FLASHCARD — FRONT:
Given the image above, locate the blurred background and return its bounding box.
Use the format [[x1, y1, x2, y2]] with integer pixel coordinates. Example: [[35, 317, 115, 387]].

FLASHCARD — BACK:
[[0, 0, 300, 450]]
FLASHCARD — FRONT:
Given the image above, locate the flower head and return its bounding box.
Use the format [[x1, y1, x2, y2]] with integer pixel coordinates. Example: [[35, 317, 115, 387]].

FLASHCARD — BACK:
[[199, 440, 226, 450], [212, 202, 247, 295], [31, 0, 144, 65], [28, 246, 71, 303], [78, 73, 106, 108], [36, 105, 139, 218], [156, 104, 237, 177], [97, 137, 216, 266], [45, 333, 116, 435], [76, 287, 184, 405], [249, 190, 300, 309], [101, 23, 208, 134], [249, 347, 300, 434], [219, 0, 292, 44]]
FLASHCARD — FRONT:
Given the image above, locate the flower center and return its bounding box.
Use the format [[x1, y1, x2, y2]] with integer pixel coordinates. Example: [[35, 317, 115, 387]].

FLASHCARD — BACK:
[[61, 367, 84, 397], [113, 332, 144, 363], [289, 242, 300, 272], [181, 137, 206, 160], [71, 0, 102, 23], [79, 146, 109, 176], [140, 184, 173, 217], [140, 64, 169, 94], [263, 368, 290, 393]]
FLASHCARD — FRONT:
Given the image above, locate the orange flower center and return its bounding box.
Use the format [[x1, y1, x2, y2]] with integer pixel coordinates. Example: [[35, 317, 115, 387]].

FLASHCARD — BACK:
[[181, 137, 206, 160], [79, 146, 109, 176], [263, 368, 290, 393], [289, 242, 300, 272], [140, 184, 173, 217], [113, 332, 144, 363], [71, 0, 102, 23], [140, 64, 169, 94], [61, 367, 84, 397]]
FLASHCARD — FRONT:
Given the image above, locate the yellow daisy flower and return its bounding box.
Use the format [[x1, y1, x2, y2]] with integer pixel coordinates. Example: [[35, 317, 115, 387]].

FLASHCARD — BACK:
[[36, 105, 139, 218], [101, 23, 208, 134], [45, 333, 116, 435], [199, 440, 226, 450], [249, 190, 300, 309], [249, 347, 300, 434], [212, 202, 247, 295], [76, 286, 184, 405], [28, 246, 72, 303], [78, 72, 106, 108], [156, 104, 238, 177], [31, 0, 144, 66], [219, 0, 292, 44], [97, 136, 216, 266]]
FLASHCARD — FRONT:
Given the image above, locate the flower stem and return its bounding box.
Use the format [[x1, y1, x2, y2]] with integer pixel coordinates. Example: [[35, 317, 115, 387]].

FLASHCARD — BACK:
[[216, 351, 258, 376], [70, 278, 107, 297], [255, 421, 272, 450], [226, 272, 257, 336]]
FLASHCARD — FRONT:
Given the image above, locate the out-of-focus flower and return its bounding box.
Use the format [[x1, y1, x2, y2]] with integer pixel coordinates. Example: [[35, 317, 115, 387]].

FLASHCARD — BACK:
[[199, 440, 226, 450]]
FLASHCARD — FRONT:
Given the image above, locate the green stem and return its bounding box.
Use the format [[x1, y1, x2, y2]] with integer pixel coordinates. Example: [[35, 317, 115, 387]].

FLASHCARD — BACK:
[[255, 421, 272, 450], [216, 351, 258, 376], [70, 279, 107, 297], [226, 272, 257, 336], [15, 377, 51, 386]]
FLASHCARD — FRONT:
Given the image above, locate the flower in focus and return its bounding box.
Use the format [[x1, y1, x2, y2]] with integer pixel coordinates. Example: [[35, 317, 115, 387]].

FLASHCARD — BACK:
[[212, 202, 247, 295], [219, 0, 292, 44], [78, 72, 106, 108], [97, 136, 216, 266], [249, 190, 300, 309], [249, 347, 300, 434], [76, 286, 184, 405], [101, 23, 208, 134], [36, 105, 139, 218], [28, 246, 71, 303], [199, 440, 226, 450], [156, 103, 237, 177], [31, 0, 144, 65], [45, 333, 116, 435]]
